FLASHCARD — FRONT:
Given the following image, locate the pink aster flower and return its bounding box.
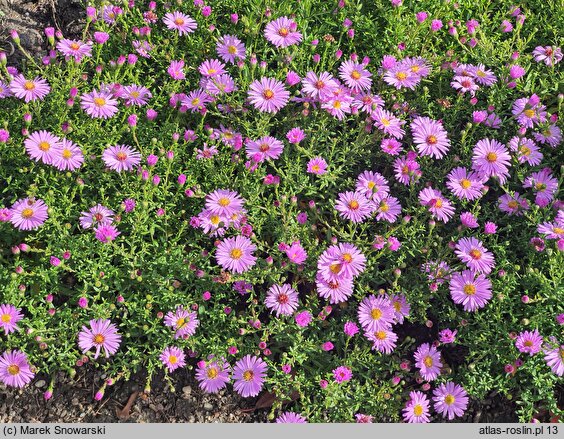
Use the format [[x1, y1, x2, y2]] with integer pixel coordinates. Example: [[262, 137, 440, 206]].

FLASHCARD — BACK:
[[286, 127, 306, 144], [508, 137, 543, 166], [195, 359, 231, 393], [0, 81, 13, 98], [418, 187, 455, 223], [295, 310, 312, 327], [102, 144, 141, 172], [357, 295, 395, 332], [216, 236, 257, 273], [167, 60, 185, 80], [264, 16, 302, 48], [460, 211, 479, 228], [232, 355, 268, 397], [24, 130, 62, 165], [335, 191, 373, 223], [451, 75, 479, 96], [51, 138, 84, 171], [372, 108, 405, 139], [265, 284, 299, 317], [248, 77, 289, 113], [276, 412, 307, 423], [56, 39, 93, 62], [205, 74, 237, 95], [163, 11, 197, 35], [0, 304, 23, 335], [246, 136, 284, 161], [160, 346, 186, 372], [81, 90, 119, 119], [532, 46, 562, 66], [307, 157, 328, 175], [384, 65, 419, 90], [471, 64, 497, 86], [543, 344, 564, 376], [285, 241, 308, 265], [498, 192, 529, 216], [537, 221, 564, 240], [393, 155, 420, 185], [9, 74, 50, 102], [356, 171, 389, 200], [472, 138, 511, 184], [94, 224, 120, 243], [79, 204, 114, 229], [390, 294, 410, 324], [534, 124, 562, 147], [414, 342, 442, 381], [375, 196, 401, 223], [515, 329, 543, 356], [164, 306, 199, 339], [301, 71, 339, 100], [338, 59, 372, 92], [411, 116, 450, 159], [512, 96, 547, 128], [438, 329, 458, 344], [205, 189, 244, 218], [317, 242, 366, 282], [403, 391, 431, 423], [0, 350, 34, 388], [10, 198, 49, 231], [332, 365, 353, 383], [365, 328, 398, 354], [433, 382, 469, 420], [523, 168, 559, 207], [455, 237, 495, 274], [198, 59, 226, 77], [78, 319, 121, 359], [316, 273, 354, 304], [446, 167, 485, 201], [122, 84, 152, 106], [216, 34, 246, 64], [449, 270, 492, 311]]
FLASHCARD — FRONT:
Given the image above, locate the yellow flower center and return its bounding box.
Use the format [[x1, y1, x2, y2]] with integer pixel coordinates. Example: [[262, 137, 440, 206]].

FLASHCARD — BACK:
[[169, 355, 178, 364], [1, 313, 12, 323], [520, 146, 531, 156], [367, 181, 376, 189], [413, 405, 423, 416], [523, 109, 535, 118], [207, 69, 216, 75], [130, 91, 140, 98], [312, 165, 320, 172], [24, 81, 36, 91], [21, 208, 34, 218], [553, 227, 564, 234], [116, 152, 128, 161], [348, 200, 359, 210], [395, 72, 407, 81], [191, 98, 200, 106], [174, 18, 185, 26], [333, 100, 342, 109], [381, 118, 390, 127], [62, 149, 72, 159], [375, 331, 387, 340], [469, 249, 482, 260], [371, 308, 382, 320], [507, 200, 519, 209], [460, 179, 471, 189], [434, 199, 443, 208], [243, 370, 254, 381], [228, 45, 237, 54], [315, 80, 325, 89], [476, 70, 486, 78], [463, 284, 476, 295], [342, 253, 353, 263], [218, 197, 230, 207], [411, 65, 420, 73], [423, 356, 433, 367], [207, 367, 218, 379], [535, 182, 546, 191], [329, 263, 342, 274], [445, 394, 456, 405], [210, 215, 220, 225], [93, 97, 106, 107], [93, 334, 105, 344], [230, 248, 243, 259], [259, 143, 270, 152], [39, 141, 51, 151], [70, 42, 80, 51], [263, 89, 274, 100], [176, 317, 187, 329], [351, 70, 361, 80], [486, 152, 497, 162], [380, 201, 389, 212], [7, 364, 20, 375], [524, 340, 533, 347], [426, 135, 437, 145], [278, 28, 289, 37], [393, 301, 401, 312]]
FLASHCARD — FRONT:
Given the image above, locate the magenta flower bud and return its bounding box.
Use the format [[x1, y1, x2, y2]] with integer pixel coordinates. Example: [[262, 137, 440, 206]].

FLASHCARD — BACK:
[[431, 19, 443, 31], [78, 297, 88, 308], [347, 28, 355, 38], [152, 175, 160, 185], [202, 6, 211, 16], [147, 154, 158, 166], [45, 294, 53, 303], [127, 54, 138, 65], [141, 169, 149, 180], [86, 6, 97, 20], [421, 383, 431, 391], [509, 64, 525, 79], [230, 13, 238, 23], [177, 174, 187, 185], [286, 70, 301, 86], [10, 30, 20, 44], [521, 295, 530, 303], [322, 341, 334, 351], [335, 49, 343, 59], [146, 109, 157, 121], [127, 114, 137, 127], [19, 243, 30, 252], [416, 11, 428, 22], [0, 52, 6, 66], [319, 380, 328, 389], [94, 390, 104, 401], [44, 390, 53, 400], [11, 245, 21, 255], [507, 81, 516, 89], [50, 256, 61, 267]]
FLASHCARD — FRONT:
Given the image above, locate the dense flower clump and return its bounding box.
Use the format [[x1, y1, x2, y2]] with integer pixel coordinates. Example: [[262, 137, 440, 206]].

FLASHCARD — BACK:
[[0, 0, 562, 424]]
